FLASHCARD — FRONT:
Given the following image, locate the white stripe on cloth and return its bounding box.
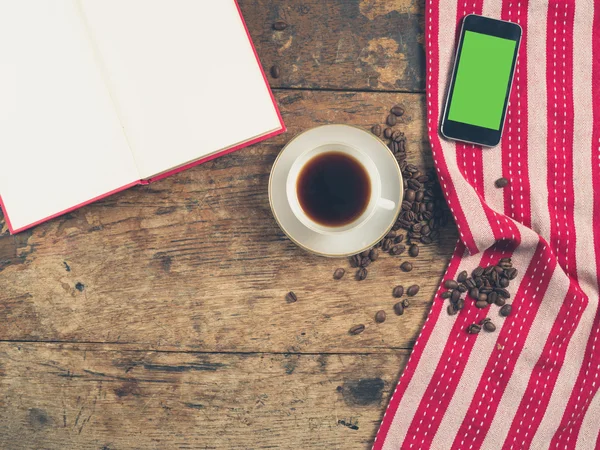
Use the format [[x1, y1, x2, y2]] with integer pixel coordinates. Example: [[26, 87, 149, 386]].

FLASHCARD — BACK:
[[534, 0, 597, 444], [577, 379, 600, 449], [480, 254, 568, 449]]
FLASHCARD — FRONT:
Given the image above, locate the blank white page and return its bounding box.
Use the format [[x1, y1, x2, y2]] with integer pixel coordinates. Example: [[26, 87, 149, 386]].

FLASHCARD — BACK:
[[80, 0, 283, 179], [0, 1, 139, 232]]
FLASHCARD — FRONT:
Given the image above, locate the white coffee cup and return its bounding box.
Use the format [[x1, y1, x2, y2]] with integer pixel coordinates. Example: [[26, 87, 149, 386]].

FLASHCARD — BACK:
[[286, 142, 396, 234]]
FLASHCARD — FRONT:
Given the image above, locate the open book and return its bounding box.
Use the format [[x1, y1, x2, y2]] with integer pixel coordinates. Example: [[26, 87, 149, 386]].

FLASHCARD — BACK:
[[0, 0, 285, 234]]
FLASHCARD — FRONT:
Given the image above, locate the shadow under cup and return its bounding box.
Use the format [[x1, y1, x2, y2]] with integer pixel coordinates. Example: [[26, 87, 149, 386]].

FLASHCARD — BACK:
[[286, 143, 396, 234]]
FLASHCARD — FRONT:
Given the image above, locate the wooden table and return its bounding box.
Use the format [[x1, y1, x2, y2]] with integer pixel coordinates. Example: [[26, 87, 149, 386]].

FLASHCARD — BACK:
[[0, 1, 458, 448]]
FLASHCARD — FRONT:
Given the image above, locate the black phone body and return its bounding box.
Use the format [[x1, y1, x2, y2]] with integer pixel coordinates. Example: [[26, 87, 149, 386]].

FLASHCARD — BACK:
[[441, 14, 522, 147]]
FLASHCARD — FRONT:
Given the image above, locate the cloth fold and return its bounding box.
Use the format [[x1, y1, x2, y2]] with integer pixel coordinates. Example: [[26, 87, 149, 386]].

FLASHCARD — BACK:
[[373, 0, 600, 448]]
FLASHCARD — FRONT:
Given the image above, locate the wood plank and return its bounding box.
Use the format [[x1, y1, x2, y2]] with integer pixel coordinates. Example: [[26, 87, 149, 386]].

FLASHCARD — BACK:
[[238, 0, 425, 92], [0, 90, 457, 352], [0, 343, 408, 449]]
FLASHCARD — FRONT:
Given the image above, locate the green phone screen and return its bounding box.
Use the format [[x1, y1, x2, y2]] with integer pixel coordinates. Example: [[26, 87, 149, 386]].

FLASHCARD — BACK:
[[448, 31, 517, 130]]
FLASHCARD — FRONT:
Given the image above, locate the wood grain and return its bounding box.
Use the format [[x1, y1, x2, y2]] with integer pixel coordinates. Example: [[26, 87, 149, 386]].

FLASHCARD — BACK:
[[0, 90, 456, 353], [0, 343, 408, 449], [238, 0, 425, 92]]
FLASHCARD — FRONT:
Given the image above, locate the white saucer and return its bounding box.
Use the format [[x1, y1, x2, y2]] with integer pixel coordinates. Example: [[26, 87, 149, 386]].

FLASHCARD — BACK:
[[269, 124, 403, 257]]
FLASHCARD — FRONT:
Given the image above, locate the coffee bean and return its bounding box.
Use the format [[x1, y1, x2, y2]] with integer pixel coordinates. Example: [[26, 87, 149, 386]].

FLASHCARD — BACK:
[[495, 296, 506, 307], [475, 300, 488, 309], [445, 279, 458, 289], [387, 114, 397, 126], [409, 244, 419, 257], [371, 124, 382, 136], [369, 249, 379, 261], [415, 191, 424, 202], [506, 268, 518, 280], [391, 130, 401, 141], [285, 291, 297, 303], [270, 65, 281, 78], [421, 225, 431, 236], [360, 250, 370, 258], [273, 21, 288, 30], [386, 231, 397, 239], [483, 321, 496, 332], [420, 236, 432, 244], [361, 257, 371, 268], [457, 284, 468, 293], [478, 293, 488, 303], [496, 288, 510, 299], [488, 291, 498, 304], [400, 261, 413, 272], [349, 324, 365, 335], [382, 239, 393, 252], [391, 105, 405, 116], [407, 285, 420, 296], [468, 324, 481, 334], [457, 270, 468, 283], [394, 133, 405, 143], [333, 268, 345, 280], [499, 278, 510, 288], [402, 298, 410, 308], [441, 290, 452, 299], [451, 289, 461, 302], [495, 177, 510, 188], [447, 304, 458, 315], [350, 255, 361, 268], [375, 310, 386, 323], [384, 127, 393, 139], [390, 245, 406, 256], [405, 189, 416, 202], [465, 278, 476, 288], [394, 302, 405, 315], [500, 304, 512, 317], [394, 235, 404, 244], [356, 267, 369, 281], [472, 267, 484, 277], [392, 285, 404, 298]]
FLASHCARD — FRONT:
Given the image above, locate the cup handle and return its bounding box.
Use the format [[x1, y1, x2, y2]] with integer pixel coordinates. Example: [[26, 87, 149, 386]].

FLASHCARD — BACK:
[[377, 198, 396, 211]]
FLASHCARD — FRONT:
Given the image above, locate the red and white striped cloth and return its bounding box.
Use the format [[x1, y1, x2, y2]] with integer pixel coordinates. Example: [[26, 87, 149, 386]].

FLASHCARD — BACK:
[[373, 0, 600, 448]]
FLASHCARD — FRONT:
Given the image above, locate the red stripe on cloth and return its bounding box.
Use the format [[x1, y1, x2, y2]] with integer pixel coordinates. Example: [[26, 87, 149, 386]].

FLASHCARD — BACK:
[[546, 0, 577, 279], [449, 239, 554, 450], [371, 242, 465, 450], [401, 243, 512, 448], [501, 0, 531, 228], [502, 280, 587, 449], [548, 5, 600, 446]]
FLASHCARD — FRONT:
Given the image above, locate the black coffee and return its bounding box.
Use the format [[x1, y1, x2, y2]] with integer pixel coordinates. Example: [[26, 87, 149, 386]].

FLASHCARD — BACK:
[[297, 151, 371, 227]]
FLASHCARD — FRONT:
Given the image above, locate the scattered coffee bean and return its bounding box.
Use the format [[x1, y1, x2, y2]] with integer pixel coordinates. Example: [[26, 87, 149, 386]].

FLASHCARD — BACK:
[[469, 287, 479, 299], [390, 245, 406, 256], [394, 302, 405, 315], [468, 324, 481, 334], [483, 321, 496, 332], [456, 298, 465, 310], [384, 127, 393, 139], [407, 285, 420, 296], [375, 310, 386, 323], [402, 298, 410, 308], [349, 324, 365, 335], [475, 300, 488, 309], [496, 288, 510, 299], [360, 250, 370, 258], [356, 268, 368, 281], [273, 21, 288, 30], [488, 291, 498, 304], [441, 290, 452, 299], [478, 293, 488, 303], [333, 268, 345, 280], [394, 236, 404, 244], [371, 124, 382, 136], [391, 105, 405, 116], [400, 261, 413, 272], [270, 65, 281, 78], [361, 257, 371, 268], [472, 267, 484, 277], [392, 285, 404, 298], [451, 289, 461, 302], [445, 279, 459, 289], [385, 230, 397, 239], [457, 284, 467, 293], [447, 303, 458, 315], [392, 130, 402, 141], [457, 270, 468, 283], [495, 177, 510, 188], [369, 248, 380, 261], [500, 278, 510, 288], [495, 296, 506, 307], [500, 304, 512, 317], [409, 244, 419, 257], [285, 291, 297, 303], [386, 114, 397, 126]]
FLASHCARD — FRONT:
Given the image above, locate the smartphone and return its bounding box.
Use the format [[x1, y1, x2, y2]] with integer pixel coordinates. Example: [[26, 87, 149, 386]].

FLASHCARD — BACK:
[[441, 14, 522, 147]]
